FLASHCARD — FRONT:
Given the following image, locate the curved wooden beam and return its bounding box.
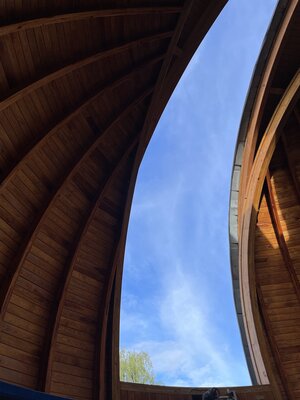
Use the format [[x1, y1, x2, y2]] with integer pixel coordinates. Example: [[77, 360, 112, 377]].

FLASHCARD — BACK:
[[98, 230, 124, 400], [97, 150, 143, 400], [42, 137, 138, 391], [140, 0, 194, 146], [0, 7, 181, 38], [239, 69, 300, 384], [0, 86, 153, 321], [238, 0, 299, 230], [0, 54, 163, 188], [95, 4, 197, 398], [0, 30, 171, 113]]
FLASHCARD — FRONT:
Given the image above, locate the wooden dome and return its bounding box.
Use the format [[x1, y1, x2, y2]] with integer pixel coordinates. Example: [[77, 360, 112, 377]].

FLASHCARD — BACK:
[[230, 0, 300, 398], [0, 1, 228, 399]]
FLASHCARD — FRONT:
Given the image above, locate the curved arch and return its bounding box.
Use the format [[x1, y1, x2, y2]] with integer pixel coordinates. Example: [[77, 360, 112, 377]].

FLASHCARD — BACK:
[[238, 0, 298, 227], [0, 1, 229, 396], [239, 69, 300, 391]]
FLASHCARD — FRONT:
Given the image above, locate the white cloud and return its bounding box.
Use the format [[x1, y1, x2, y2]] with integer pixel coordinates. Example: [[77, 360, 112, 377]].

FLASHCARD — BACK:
[[120, 0, 277, 389], [125, 265, 249, 387]]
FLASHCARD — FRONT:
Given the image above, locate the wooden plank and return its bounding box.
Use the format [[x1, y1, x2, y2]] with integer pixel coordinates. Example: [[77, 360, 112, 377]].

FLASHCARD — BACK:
[[51, 371, 93, 390], [257, 286, 294, 399], [265, 171, 300, 305], [0, 331, 40, 358], [0, 54, 162, 187], [239, 69, 300, 386], [50, 381, 92, 399], [7, 302, 47, 328], [238, 0, 299, 230], [43, 140, 137, 390], [0, 366, 37, 388], [0, 7, 181, 37], [52, 361, 92, 379], [56, 334, 94, 353], [54, 352, 93, 370], [4, 312, 45, 339], [0, 86, 151, 327]]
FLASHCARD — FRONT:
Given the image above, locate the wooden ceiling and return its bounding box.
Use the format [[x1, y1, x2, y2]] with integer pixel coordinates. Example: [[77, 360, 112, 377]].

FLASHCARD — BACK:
[[0, 1, 228, 399], [231, 0, 300, 398]]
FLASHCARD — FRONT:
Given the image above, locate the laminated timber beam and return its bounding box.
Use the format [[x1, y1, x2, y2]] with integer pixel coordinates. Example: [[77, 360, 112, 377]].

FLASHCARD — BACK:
[[0, 7, 182, 38], [239, 69, 300, 387], [97, 219, 127, 400], [238, 0, 299, 229], [230, 0, 300, 393], [100, 5, 196, 398], [139, 0, 194, 147]]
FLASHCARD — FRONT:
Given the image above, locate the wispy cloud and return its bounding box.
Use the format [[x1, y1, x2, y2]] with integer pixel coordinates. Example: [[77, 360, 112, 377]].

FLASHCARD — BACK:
[[120, 0, 277, 388]]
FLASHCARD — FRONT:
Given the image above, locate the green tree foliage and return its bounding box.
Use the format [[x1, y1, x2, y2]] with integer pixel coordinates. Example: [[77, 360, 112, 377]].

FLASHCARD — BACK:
[[120, 348, 156, 384]]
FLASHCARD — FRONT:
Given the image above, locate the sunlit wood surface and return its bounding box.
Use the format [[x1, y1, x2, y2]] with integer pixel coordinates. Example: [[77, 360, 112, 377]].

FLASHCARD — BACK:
[[232, 0, 300, 398]]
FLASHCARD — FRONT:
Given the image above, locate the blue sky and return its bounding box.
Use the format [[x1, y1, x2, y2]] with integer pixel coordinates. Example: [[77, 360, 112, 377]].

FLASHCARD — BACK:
[[120, 0, 277, 387]]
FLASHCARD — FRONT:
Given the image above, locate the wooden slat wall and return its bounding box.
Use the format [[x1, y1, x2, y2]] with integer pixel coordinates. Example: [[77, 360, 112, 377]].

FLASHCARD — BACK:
[[0, 1, 229, 399], [232, 1, 300, 395], [255, 120, 300, 399], [120, 382, 276, 400], [0, 4, 178, 395]]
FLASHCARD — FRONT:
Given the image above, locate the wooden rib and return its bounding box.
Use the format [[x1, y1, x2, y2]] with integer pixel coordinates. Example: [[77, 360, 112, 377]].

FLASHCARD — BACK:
[[111, 251, 123, 400], [42, 137, 138, 391], [281, 134, 300, 204], [0, 30, 172, 113], [141, 0, 194, 146], [265, 171, 300, 304], [97, 148, 143, 400], [239, 69, 300, 385], [0, 54, 164, 188], [256, 286, 292, 399], [238, 0, 299, 232], [0, 7, 181, 37], [94, 4, 196, 397], [97, 233, 124, 400], [95, 3, 197, 398], [0, 86, 153, 320]]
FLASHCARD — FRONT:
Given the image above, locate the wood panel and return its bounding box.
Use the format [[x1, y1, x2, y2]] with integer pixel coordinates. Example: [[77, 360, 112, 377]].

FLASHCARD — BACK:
[[120, 382, 276, 400], [254, 121, 300, 399], [232, 0, 300, 393], [0, 1, 228, 399]]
